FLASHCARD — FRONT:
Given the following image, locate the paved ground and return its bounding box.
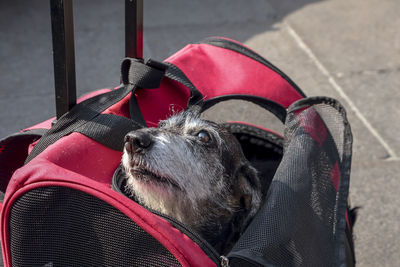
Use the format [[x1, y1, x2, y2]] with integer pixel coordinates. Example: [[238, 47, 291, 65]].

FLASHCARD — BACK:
[[1, 0, 399, 266]]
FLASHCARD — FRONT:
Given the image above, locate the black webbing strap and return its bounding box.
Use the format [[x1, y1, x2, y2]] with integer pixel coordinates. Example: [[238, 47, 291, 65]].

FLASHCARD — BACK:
[[123, 58, 205, 124], [129, 94, 147, 127], [121, 58, 166, 88], [25, 60, 165, 164], [164, 63, 204, 107], [75, 114, 142, 151], [201, 94, 287, 123], [125, 59, 169, 127]]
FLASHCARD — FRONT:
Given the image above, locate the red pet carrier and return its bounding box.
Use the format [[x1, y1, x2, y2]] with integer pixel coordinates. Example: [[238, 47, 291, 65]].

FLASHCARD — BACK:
[[0, 1, 355, 266]]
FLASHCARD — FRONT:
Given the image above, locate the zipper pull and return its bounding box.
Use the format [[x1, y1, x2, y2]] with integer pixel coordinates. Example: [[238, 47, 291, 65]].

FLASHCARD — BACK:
[[220, 256, 230, 267]]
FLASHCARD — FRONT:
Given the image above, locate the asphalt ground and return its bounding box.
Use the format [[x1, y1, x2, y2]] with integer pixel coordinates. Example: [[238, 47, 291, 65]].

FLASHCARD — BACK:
[[1, 0, 399, 266]]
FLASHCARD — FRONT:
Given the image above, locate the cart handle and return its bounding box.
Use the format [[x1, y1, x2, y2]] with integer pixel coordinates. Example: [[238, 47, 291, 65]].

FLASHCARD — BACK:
[[50, 0, 144, 119], [50, 0, 76, 119], [125, 0, 143, 59]]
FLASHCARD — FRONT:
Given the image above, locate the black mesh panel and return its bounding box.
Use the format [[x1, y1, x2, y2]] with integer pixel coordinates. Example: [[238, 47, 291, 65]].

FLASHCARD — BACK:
[[228, 98, 352, 266], [9, 187, 182, 267]]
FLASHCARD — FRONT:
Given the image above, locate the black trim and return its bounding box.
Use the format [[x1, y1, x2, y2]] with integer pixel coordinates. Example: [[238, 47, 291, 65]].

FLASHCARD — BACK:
[[202, 94, 287, 123], [345, 221, 356, 266], [223, 122, 283, 152], [200, 37, 307, 98], [345, 207, 357, 266], [287, 96, 346, 115]]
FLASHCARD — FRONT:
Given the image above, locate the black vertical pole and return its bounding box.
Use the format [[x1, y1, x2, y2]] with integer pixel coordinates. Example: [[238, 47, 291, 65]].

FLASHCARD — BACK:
[[50, 0, 77, 119], [125, 0, 143, 59]]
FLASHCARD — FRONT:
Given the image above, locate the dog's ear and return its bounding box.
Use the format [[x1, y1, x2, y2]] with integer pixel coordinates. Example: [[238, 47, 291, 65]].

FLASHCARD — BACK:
[[233, 163, 262, 230]]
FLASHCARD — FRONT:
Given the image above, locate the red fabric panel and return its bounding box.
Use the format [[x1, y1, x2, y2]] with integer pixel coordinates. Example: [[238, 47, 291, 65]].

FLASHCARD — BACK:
[[136, 79, 190, 127], [29, 132, 121, 185], [166, 42, 303, 108], [104, 93, 131, 118], [2, 164, 217, 267]]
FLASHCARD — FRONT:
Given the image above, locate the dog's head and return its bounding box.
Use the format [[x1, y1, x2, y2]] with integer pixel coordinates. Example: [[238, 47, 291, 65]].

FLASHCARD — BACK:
[[122, 109, 261, 252]]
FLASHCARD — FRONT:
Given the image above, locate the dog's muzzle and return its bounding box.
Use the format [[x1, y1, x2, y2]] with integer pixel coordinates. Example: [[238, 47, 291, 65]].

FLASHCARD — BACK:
[[124, 130, 154, 154]]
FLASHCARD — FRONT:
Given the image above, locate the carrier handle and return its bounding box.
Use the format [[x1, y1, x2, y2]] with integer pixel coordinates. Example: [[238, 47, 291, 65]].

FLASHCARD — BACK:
[[122, 59, 204, 105], [121, 58, 204, 126], [201, 95, 287, 123]]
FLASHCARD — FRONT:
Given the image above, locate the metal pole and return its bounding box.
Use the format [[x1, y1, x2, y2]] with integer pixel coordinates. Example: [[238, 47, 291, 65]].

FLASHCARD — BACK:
[[125, 0, 143, 59], [50, 0, 77, 119]]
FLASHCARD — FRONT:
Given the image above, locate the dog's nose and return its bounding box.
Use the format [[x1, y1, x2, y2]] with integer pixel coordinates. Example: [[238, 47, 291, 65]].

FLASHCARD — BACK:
[[124, 131, 154, 153]]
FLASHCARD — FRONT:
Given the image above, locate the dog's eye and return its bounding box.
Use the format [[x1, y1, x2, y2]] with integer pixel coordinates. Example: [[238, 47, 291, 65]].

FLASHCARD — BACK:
[[197, 130, 211, 143]]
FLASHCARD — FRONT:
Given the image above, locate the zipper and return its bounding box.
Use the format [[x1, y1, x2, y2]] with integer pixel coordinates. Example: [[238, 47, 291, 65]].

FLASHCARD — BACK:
[[150, 209, 222, 266], [199, 37, 306, 98], [220, 255, 230, 267]]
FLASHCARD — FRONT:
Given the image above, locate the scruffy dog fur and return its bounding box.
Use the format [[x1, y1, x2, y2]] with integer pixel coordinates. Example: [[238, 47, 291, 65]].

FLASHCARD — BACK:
[[122, 109, 261, 253]]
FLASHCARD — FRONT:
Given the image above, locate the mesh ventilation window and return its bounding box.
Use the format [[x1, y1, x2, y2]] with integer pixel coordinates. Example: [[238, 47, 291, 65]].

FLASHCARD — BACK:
[[9, 186, 182, 267], [227, 98, 352, 266]]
